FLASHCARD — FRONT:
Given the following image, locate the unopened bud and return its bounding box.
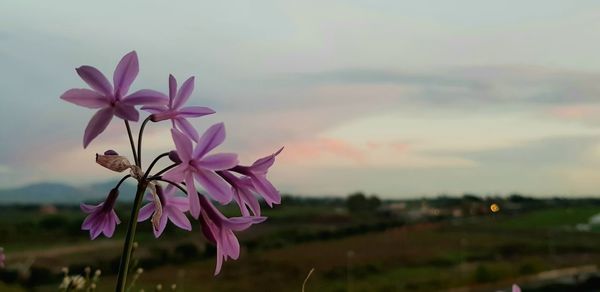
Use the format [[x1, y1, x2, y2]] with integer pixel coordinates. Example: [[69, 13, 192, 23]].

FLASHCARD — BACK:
[[104, 150, 119, 155], [168, 151, 181, 163]]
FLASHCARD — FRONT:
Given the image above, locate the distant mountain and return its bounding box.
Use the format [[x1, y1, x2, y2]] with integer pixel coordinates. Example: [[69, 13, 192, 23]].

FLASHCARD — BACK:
[[0, 181, 138, 204]]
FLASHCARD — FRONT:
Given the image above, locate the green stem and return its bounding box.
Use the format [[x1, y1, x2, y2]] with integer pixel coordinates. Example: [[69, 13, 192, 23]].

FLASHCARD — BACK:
[[136, 116, 152, 167], [115, 182, 147, 292], [124, 121, 138, 167]]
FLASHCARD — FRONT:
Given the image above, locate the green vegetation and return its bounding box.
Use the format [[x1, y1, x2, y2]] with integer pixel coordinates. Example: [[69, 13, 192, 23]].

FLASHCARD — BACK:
[[2, 194, 600, 291]]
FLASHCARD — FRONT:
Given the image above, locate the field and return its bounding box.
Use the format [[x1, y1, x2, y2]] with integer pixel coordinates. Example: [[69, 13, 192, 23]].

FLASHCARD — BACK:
[[2, 197, 600, 291]]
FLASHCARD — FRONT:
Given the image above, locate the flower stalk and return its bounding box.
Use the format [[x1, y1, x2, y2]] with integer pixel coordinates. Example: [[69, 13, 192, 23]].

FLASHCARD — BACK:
[[115, 182, 147, 292]]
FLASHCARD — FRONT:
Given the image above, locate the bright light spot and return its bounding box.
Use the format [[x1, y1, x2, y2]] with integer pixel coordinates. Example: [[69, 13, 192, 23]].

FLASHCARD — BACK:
[[490, 203, 500, 213]]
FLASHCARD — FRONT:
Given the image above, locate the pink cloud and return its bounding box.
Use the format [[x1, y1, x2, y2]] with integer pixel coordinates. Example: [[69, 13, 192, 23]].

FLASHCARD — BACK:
[[281, 138, 367, 164], [547, 105, 598, 119]]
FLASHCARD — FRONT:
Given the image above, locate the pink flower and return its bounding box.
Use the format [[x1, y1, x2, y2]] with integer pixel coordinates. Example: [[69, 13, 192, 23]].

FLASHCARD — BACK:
[[142, 75, 215, 141], [163, 124, 238, 218], [138, 185, 192, 237], [513, 284, 521, 292], [198, 195, 265, 275], [218, 171, 261, 216], [60, 51, 168, 148], [81, 189, 121, 239], [229, 147, 283, 207]]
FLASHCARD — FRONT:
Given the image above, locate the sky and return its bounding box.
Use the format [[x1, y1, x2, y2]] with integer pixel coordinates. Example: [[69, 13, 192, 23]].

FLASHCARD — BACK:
[[2, 1, 600, 197]]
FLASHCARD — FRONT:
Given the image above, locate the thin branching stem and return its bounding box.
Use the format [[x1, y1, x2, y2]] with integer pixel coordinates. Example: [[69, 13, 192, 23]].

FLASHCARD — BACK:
[[136, 116, 152, 167], [148, 163, 179, 180], [124, 121, 138, 166], [142, 152, 170, 181], [115, 175, 132, 189], [151, 178, 188, 195]]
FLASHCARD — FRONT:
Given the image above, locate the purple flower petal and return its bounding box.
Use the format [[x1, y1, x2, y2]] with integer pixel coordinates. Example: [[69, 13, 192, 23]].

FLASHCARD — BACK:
[[173, 76, 194, 109], [76, 66, 113, 96], [251, 175, 280, 206], [162, 164, 187, 183], [170, 197, 189, 212], [114, 104, 139, 121], [174, 118, 200, 142], [113, 51, 139, 97], [194, 169, 233, 204], [178, 106, 215, 118], [83, 107, 114, 148], [193, 123, 226, 159], [197, 153, 239, 171], [154, 212, 169, 238], [104, 214, 117, 237], [251, 147, 284, 174], [168, 74, 177, 103], [186, 175, 201, 219], [166, 206, 192, 231], [137, 203, 155, 222], [123, 89, 168, 106], [80, 203, 100, 213], [60, 89, 110, 109], [141, 105, 167, 114], [171, 129, 193, 162]]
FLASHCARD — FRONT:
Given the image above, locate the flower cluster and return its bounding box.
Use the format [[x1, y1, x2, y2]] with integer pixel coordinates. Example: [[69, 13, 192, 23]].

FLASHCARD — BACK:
[[61, 51, 282, 275]]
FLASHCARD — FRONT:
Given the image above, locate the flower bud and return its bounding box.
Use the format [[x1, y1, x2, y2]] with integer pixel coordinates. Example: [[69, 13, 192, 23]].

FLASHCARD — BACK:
[[96, 153, 132, 172], [168, 151, 182, 163], [104, 150, 119, 155]]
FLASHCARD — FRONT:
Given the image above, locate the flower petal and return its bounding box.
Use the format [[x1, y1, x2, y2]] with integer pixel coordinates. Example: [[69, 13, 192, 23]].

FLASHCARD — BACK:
[[76, 66, 113, 96], [251, 176, 280, 206], [61, 89, 110, 109], [250, 147, 284, 174], [141, 105, 167, 114], [173, 76, 194, 109], [169, 74, 177, 103], [80, 203, 100, 213], [114, 104, 139, 121], [166, 206, 192, 231], [197, 153, 238, 171], [162, 164, 188, 183], [170, 197, 190, 212], [137, 203, 155, 222], [123, 89, 168, 106], [171, 129, 193, 162], [194, 169, 233, 204], [153, 211, 169, 238], [178, 106, 215, 118], [174, 118, 200, 142], [113, 51, 139, 96], [103, 214, 117, 237], [186, 174, 201, 219], [83, 107, 114, 148], [193, 123, 226, 158]]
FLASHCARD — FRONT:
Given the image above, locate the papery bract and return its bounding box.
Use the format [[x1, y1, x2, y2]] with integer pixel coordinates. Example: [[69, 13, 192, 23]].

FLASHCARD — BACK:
[[198, 195, 265, 275], [142, 75, 215, 142], [81, 189, 121, 239], [138, 185, 192, 237], [60, 51, 168, 148], [162, 124, 238, 218]]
